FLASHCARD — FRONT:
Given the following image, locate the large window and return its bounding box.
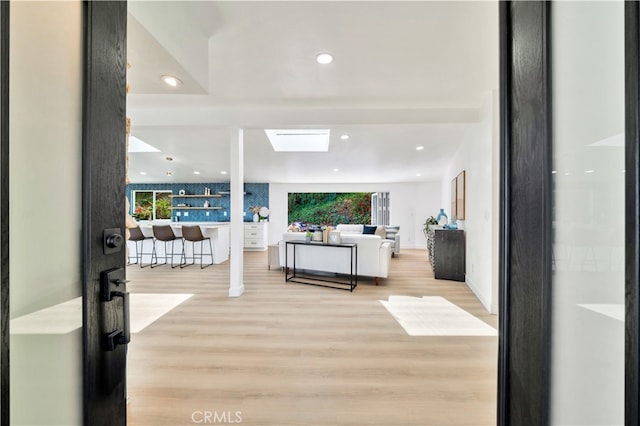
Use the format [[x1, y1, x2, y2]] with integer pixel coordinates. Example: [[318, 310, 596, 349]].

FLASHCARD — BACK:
[[131, 190, 172, 221], [287, 192, 372, 225]]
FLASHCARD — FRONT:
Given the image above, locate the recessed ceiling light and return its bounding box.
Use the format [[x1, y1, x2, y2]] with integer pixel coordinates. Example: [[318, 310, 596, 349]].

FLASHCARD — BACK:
[[265, 129, 330, 152], [340, 134, 349, 140], [333, 168, 339, 172], [551, 170, 558, 174], [316, 53, 333, 65], [166, 171, 173, 176], [193, 171, 201, 175], [585, 169, 595, 174], [416, 146, 424, 151], [139, 171, 147, 175], [416, 173, 422, 177], [161, 75, 182, 87], [220, 171, 228, 175]]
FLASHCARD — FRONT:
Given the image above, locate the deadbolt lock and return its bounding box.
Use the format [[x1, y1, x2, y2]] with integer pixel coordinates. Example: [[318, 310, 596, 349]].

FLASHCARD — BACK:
[[103, 228, 123, 254]]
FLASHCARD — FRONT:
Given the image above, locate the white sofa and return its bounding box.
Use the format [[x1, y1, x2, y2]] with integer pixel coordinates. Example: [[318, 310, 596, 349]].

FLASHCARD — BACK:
[[336, 224, 401, 256], [278, 231, 392, 284]]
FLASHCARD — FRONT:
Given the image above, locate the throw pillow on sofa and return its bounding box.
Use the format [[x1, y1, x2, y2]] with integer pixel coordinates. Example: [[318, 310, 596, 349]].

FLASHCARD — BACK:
[[374, 226, 387, 239], [363, 225, 377, 234]]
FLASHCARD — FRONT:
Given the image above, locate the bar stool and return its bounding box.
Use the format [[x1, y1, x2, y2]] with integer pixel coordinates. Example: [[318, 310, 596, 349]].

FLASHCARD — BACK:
[[181, 225, 214, 269], [127, 226, 153, 267], [151, 225, 183, 268]]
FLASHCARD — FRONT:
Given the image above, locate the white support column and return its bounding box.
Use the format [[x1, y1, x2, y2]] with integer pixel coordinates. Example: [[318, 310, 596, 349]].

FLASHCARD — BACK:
[[229, 127, 245, 297]]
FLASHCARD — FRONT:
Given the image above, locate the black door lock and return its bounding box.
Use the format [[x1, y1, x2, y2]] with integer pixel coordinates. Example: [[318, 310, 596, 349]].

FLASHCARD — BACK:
[[103, 228, 123, 254], [106, 233, 123, 248]]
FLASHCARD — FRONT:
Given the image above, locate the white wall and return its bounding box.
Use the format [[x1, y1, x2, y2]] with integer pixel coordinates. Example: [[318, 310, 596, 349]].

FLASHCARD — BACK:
[[269, 182, 441, 250], [9, 2, 83, 424], [550, 2, 624, 424], [440, 91, 499, 314]]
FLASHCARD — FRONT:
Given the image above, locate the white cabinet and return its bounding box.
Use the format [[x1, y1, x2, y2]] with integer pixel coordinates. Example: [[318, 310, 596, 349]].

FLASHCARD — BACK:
[[244, 222, 268, 251]]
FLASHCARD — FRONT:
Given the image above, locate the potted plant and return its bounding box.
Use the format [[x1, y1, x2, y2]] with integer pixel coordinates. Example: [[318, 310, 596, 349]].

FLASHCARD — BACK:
[[423, 216, 438, 239], [249, 206, 261, 222]]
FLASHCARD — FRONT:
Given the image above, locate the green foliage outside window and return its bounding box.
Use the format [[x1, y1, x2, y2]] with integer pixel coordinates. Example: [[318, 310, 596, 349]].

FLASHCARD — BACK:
[[133, 192, 153, 220], [155, 193, 172, 219], [132, 191, 172, 220], [288, 192, 372, 225]]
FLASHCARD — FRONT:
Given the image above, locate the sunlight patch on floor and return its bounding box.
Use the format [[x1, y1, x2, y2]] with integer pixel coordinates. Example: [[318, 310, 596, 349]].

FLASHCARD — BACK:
[[380, 295, 497, 336], [11, 293, 193, 335], [130, 293, 193, 333]]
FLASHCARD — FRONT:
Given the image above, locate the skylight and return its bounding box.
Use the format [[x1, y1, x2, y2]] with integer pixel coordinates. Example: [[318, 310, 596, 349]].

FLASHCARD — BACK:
[[264, 129, 330, 152], [128, 135, 161, 153]]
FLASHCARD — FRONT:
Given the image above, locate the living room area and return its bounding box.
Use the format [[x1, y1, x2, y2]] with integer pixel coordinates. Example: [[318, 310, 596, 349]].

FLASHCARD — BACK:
[[126, 0, 499, 308], [124, 2, 500, 424]]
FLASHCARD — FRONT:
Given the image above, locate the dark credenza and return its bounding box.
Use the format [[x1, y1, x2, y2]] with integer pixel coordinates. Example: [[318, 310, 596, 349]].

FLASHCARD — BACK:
[[429, 229, 465, 282]]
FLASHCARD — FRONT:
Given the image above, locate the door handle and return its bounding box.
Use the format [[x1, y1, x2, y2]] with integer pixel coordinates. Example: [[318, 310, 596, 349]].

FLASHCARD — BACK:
[[101, 268, 131, 351], [101, 268, 129, 302], [105, 291, 130, 351]]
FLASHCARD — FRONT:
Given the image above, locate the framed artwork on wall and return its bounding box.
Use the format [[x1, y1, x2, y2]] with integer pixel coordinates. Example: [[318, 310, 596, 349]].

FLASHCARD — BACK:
[[451, 178, 457, 219], [456, 170, 466, 220]]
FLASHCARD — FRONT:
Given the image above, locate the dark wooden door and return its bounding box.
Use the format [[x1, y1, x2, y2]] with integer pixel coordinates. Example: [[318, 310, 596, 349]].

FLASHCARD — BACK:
[[499, 2, 640, 425], [0, 2, 9, 422], [0, 1, 127, 424], [498, 3, 552, 424], [82, 2, 128, 425]]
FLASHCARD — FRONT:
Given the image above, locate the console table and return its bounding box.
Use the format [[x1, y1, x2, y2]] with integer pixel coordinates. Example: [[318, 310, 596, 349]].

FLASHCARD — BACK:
[[285, 241, 358, 291], [429, 229, 465, 282]]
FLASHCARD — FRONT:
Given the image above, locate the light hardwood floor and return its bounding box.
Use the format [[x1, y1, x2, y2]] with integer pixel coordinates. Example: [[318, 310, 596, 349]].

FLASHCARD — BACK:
[[126, 249, 497, 426]]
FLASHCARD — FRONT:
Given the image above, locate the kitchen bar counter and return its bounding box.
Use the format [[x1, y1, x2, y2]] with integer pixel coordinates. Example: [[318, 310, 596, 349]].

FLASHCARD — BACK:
[[130, 222, 230, 264]]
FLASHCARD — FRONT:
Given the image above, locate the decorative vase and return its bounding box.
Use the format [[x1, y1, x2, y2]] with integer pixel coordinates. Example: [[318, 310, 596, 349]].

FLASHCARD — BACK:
[[436, 208, 448, 227], [253, 213, 259, 222], [446, 217, 458, 230]]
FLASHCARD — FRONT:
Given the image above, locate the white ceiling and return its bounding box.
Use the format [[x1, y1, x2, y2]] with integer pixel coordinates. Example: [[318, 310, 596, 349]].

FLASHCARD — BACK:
[[126, 1, 499, 184]]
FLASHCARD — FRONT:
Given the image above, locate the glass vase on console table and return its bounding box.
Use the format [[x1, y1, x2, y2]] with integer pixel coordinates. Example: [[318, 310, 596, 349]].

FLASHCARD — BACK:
[[253, 213, 259, 222], [436, 208, 448, 227]]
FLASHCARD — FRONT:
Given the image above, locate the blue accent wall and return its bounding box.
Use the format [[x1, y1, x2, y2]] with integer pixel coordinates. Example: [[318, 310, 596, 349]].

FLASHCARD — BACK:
[[126, 182, 269, 222]]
